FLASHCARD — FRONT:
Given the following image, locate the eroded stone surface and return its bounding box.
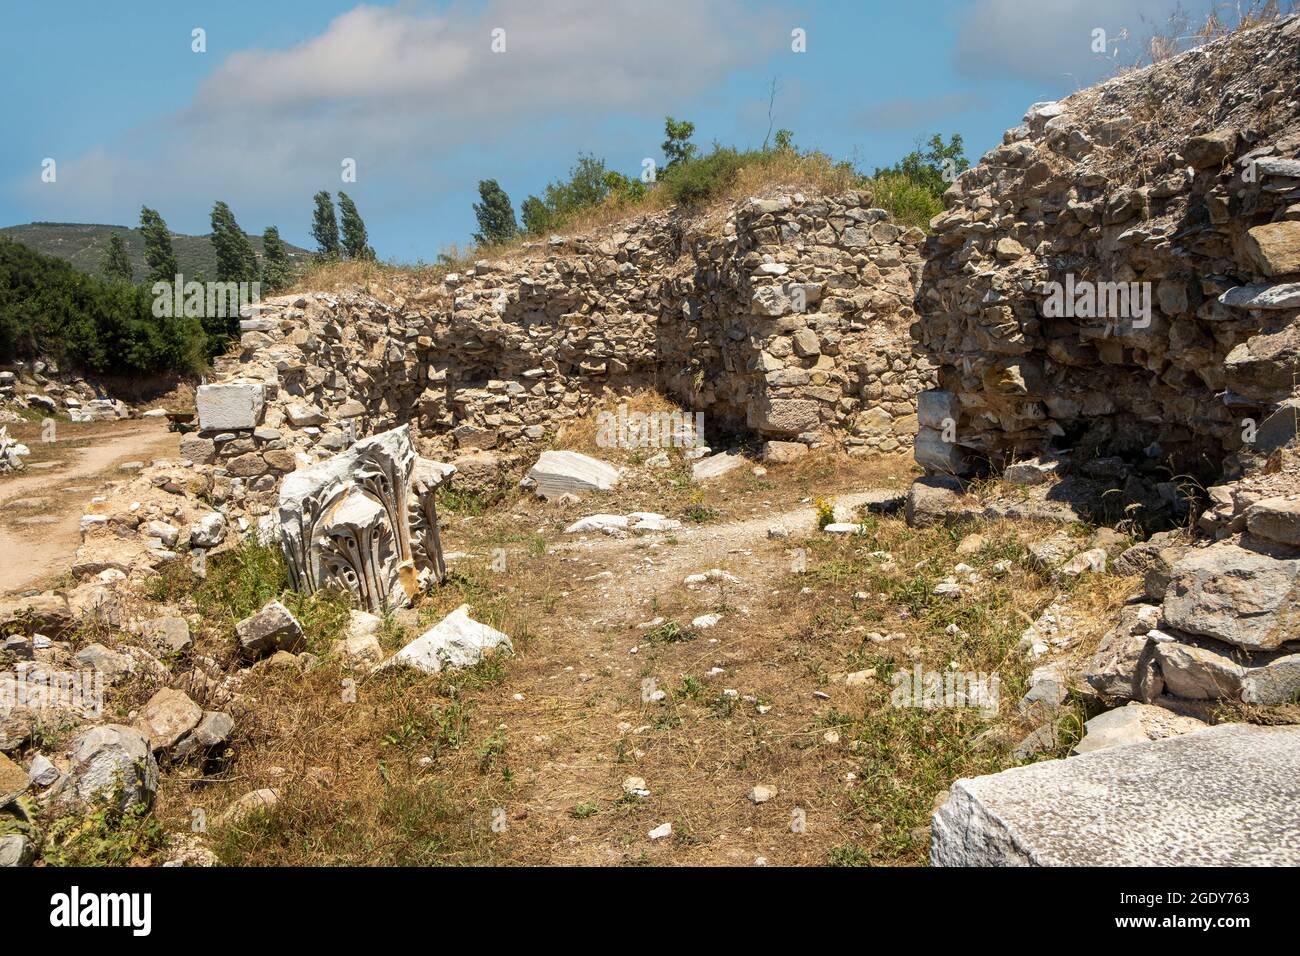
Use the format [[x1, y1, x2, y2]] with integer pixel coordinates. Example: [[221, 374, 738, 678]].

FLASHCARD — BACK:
[[527, 450, 620, 499], [933, 724, 1300, 865], [278, 425, 450, 613], [196, 382, 265, 432], [1161, 542, 1299, 651]]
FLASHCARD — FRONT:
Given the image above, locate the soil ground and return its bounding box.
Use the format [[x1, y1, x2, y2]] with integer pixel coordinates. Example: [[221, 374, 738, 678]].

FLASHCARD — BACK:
[[143, 449, 1126, 867], [0, 418, 178, 595]]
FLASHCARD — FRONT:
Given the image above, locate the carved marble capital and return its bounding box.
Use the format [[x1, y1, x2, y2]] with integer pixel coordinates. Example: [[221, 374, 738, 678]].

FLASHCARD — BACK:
[[279, 425, 453, 613]]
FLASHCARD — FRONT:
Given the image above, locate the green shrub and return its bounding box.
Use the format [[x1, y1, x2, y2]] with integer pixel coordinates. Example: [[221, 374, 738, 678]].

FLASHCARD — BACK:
[[864, 174, 944, 231], [0, 238, 207, 375], [41, 801, 166, 867], [659, 146, 746, 206]]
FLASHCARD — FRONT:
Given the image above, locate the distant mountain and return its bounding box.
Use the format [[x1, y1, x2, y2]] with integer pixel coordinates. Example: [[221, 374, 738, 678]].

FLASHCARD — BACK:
[[0, 221, 313, 284]]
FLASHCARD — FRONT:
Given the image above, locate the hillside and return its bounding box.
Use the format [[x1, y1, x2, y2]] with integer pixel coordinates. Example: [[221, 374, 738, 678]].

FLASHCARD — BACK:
[[0, 221, 312, 284]]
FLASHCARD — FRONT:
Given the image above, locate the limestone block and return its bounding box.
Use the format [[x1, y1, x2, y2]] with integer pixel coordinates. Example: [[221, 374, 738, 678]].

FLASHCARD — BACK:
[[932, 724, 1300, 865], [197, 382, 265, 432]]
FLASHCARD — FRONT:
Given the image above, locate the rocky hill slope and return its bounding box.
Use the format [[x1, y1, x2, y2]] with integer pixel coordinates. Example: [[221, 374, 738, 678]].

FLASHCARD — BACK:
[[0, 222, 311, 284]]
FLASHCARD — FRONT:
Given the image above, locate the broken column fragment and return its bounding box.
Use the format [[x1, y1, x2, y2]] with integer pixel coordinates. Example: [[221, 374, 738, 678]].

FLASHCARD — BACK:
[[278, 425, 453, 613]]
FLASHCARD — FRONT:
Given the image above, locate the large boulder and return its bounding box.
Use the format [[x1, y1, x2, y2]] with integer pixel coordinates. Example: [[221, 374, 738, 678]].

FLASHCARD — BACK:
[[196, 382, 265, 432], [72, 643, 134, 684], [932, 724, 1300, 865], [1244, 497, 1300, 548], [1153, 639, 1247, 700], [133, 688, 203, 752], [189, 513, 227, 549], [1161, 542, 1299, 651], [914, 427, 967, 474], [171, 711, 235, 763], [1072, 702, 1208, 754], [1244, 221, 1300, 276], [55, 725, 159, 812], [138, 616, 192, 654], [0, 752, 28, 802], [1083, 604, 1163, 702], [692, 451, 745, 481], [235, 601, 304, 661], [762, 440, 808, 464], [0, 591, 72, 636], [1241, 654, 1300, 706], [746, 397, 821, 437], [905, 475, 966, 527], [0, 835, 35, 867]]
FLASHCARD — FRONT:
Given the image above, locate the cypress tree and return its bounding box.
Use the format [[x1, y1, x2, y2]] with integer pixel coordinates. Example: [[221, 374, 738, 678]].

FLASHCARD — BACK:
[[101, 233, 134, 283], [139, 207, 178, 283], [473, 179, 519, 245], [338, 191, 373, 259], [209, 201, 258, 283], [311, 191, 340, 258], [520, 195, 552, 236], [260, 226, 293, 292]]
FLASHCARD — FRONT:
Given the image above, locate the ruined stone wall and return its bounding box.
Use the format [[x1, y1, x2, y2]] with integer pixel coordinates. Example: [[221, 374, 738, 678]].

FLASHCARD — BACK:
[[914, 16, 1300, 483], [193, 192, 934, 513]]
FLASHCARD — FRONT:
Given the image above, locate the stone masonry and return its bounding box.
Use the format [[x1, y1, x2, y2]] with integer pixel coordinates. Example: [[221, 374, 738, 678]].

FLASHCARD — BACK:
[[192, 192, 934, 519], [914, 16, 1300, 482]]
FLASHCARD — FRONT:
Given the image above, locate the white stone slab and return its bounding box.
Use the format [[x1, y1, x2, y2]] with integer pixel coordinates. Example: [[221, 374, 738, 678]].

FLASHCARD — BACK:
[[197, 382, 265, 431]]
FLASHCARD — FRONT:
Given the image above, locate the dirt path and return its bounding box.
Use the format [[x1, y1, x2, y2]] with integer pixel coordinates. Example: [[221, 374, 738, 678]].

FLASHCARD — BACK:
[[0, 419, 178, 595], [540, 490, 889, 621], [457, 488, 900, 865]]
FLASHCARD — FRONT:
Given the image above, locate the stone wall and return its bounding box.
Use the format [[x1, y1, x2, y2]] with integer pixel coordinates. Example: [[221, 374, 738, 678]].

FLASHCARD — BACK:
[[914, 15, 1300, 483], [193, 191, 934, 514], [904, 15, 1300, 733]]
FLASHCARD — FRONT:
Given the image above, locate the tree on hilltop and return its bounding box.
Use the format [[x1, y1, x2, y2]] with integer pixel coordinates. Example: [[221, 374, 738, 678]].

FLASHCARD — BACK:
[[209, 201, 258, 283], [311, 191, 340, 258], [338, 191, 374, 259], [662, 116, 697, 169], [101, 233, 134, 283], [261, 225, 292, 292], [138, 207, 177, 283], [473, 179, 519, 246]]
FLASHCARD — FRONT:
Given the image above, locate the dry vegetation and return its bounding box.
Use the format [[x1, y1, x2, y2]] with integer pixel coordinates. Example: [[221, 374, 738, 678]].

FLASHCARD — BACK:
[[134, 488, 1137, 866], [34, 397, 1162, 867], [288, 151, 884, 295], [9, 396, 1175, 867]]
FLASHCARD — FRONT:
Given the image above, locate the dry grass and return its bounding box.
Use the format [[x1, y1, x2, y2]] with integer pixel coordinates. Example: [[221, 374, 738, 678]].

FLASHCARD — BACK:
[[1115, 0, 1292, 72], [1077, 3, 1299, 190], [288, 151, 875, 295], [128, 454, 1129, 867], [550, 389, 687, 460], [284, 257, 445, 296]]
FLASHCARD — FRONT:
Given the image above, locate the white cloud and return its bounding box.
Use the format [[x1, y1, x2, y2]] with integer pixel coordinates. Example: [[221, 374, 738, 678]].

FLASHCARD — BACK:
[[21, 0, 785, 221]]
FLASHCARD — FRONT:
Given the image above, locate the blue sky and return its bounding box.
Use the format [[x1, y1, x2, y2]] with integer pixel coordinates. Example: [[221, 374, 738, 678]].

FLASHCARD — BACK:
[[1, 0, 1195, 262]]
